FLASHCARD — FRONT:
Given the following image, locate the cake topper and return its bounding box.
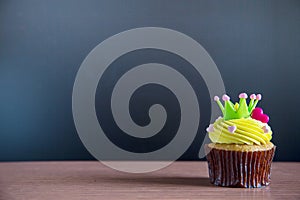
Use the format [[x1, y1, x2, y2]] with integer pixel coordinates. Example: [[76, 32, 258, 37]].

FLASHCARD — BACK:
[[214, 93, 269, 122]]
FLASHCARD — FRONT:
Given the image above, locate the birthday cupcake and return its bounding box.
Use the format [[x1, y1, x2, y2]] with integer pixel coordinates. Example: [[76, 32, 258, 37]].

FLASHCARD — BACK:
[[205, 93, 276, 188]]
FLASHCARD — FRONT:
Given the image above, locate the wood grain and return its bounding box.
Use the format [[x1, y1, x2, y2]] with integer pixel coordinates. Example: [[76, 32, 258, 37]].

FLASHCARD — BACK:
[[0, 161, 299, 200]]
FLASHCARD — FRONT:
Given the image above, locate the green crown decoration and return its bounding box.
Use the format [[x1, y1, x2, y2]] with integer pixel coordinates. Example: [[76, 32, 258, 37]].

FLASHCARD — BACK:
[[214, 93, 262, 120]]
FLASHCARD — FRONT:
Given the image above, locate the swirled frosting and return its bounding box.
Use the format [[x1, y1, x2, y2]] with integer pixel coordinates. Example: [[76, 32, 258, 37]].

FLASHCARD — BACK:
[[208, 117, 272, 145]]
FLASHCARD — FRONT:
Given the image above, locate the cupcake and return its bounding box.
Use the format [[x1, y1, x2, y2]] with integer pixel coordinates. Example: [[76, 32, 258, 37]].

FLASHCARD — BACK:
[[205, 93, 276, 188]]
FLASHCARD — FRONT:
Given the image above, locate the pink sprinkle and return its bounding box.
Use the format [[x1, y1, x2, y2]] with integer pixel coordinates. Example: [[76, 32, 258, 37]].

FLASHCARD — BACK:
[[228, 125, 237, 133], [262, 125, 270, 133], [214, 96, 219, 101], [239, 93, 248, 99], [222, 94, 230, 101], [256, 94, 262, 100], [250, 94, 256, 99], [206, 124, 215, 132]]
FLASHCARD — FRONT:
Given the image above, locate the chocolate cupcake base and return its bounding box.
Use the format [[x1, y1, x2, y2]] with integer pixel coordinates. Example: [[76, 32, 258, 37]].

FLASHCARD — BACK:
[[205, 143, 276, 188]]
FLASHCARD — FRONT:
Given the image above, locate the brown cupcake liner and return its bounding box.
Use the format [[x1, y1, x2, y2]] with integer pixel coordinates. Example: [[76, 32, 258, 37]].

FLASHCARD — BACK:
[[205, 145, 276, 188]]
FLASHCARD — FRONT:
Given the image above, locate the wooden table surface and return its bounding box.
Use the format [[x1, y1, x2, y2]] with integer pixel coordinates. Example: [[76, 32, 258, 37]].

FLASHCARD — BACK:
[[0, 161, 299, 200]]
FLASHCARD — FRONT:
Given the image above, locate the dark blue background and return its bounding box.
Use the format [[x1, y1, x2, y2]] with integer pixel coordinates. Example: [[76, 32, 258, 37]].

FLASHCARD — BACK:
[[0, 0, 299, 161]]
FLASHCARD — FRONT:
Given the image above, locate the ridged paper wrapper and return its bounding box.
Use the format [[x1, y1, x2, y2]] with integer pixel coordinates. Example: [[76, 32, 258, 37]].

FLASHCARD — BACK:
[[205, 144, 276, 188]]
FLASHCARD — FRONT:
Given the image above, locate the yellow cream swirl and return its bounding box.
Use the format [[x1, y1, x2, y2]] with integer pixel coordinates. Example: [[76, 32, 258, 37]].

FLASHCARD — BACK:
[[208, 117, 272, 145]]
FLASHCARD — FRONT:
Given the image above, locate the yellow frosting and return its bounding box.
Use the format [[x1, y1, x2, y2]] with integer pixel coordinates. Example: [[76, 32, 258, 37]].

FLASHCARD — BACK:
[[208, 117, 272, 145]]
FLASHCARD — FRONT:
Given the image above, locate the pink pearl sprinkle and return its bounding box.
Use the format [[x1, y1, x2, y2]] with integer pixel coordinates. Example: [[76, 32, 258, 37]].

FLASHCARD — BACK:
[[239, 93, 248, 99], [262, 125, 270, 133], [250, 94, 256, 99], [256, 94, 262, 100], [222, 94, 230, 101], [214, 96, 219, 101]]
